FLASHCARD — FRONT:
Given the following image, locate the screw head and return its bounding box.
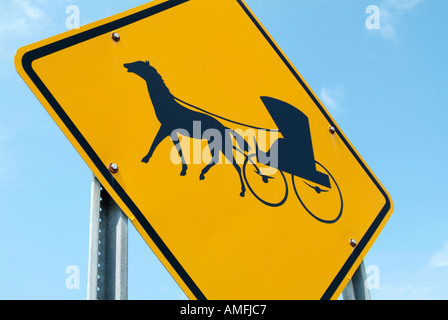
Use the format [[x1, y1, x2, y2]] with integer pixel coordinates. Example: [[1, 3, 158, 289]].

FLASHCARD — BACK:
[[349, 238, 357, 248], [329, 126, 336, 134], [108, 163, 119, 174], [111, 32, 120, 42]]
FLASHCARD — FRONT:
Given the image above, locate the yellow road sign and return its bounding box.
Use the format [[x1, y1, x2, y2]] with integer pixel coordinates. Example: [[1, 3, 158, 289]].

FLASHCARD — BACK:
[[15, 0, 393, 299]]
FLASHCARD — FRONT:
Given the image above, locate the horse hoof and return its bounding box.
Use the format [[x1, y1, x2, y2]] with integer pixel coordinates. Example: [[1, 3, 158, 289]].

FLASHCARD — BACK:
[[199, 174, 205, 180], [240, 191, 245, 197], [141, 158, 149, 164], [180, 170, 187, 176]]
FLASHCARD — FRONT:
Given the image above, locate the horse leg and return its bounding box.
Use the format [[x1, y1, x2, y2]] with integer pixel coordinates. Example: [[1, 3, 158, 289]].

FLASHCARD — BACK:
[[200, 158, 246, 197], [231, 159, 246, 197], [142, 125, 169, 163], [200, 137, 218, 180], [171, 134, 188, 176], [224, 134, 246, 197], [200, 161, 216, 180]]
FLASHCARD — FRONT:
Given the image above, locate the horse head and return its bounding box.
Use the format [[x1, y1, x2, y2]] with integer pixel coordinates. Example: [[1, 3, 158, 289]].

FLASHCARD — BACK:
[[123, 60, 151, 78]]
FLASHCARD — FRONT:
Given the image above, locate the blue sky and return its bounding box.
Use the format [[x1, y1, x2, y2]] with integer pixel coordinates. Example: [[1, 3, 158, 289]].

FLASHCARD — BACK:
[[1, 0, 447, 300]]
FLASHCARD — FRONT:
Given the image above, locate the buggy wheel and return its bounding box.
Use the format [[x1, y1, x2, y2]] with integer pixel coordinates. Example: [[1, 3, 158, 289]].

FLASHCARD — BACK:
[[243, 154, 288, 207], [292, 161, 343, 224]]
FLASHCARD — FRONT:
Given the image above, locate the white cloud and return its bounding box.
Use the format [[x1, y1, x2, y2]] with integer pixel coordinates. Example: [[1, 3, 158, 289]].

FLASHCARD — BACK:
[[378, 0, 423, 41], [319, 86, 345, 112], [0, 0, 54, 74], [429, 242, 448, 270], [377, 9, 396, 40], [378, 282, 433, 299], [0, 0, 51, 36], [386, 0, 423, 11]]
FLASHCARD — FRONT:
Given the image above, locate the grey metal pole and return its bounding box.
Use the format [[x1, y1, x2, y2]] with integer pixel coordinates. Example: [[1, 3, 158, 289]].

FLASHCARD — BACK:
[[342, 260, 371, 300], [87, 176, 101, 299], [342, 276, 356, 300], [87, 176, 128, 300], [351, 260, 371, 300]]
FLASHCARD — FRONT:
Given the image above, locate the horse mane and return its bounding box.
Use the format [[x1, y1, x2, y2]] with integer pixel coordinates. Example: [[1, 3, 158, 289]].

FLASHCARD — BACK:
[[144, 62, 173, 96]]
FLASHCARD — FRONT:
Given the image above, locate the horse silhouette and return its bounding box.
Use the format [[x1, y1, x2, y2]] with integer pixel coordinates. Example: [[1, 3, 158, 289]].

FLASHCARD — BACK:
[[124, 60, 249, 197]]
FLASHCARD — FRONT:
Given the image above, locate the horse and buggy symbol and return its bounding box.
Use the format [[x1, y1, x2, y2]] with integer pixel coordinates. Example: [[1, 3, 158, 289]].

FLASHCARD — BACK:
[[124, 60, 343, 224]]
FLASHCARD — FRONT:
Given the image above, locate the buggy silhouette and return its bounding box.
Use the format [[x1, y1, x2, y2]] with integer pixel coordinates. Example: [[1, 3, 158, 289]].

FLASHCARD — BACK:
[[238, 97, 343, 224]]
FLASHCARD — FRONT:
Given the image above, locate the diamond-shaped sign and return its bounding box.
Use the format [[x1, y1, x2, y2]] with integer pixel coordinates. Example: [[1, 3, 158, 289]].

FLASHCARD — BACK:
[[15, 0, 393, 299]]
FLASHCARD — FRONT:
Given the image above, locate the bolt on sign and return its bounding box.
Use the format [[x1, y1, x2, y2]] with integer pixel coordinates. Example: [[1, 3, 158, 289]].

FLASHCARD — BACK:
[[15, 0, 393, 299]]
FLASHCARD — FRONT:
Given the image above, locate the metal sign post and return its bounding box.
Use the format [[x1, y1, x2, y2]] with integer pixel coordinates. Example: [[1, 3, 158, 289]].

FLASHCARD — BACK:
[[342, 261, 371, 300], [87, 176, 128, 300]]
